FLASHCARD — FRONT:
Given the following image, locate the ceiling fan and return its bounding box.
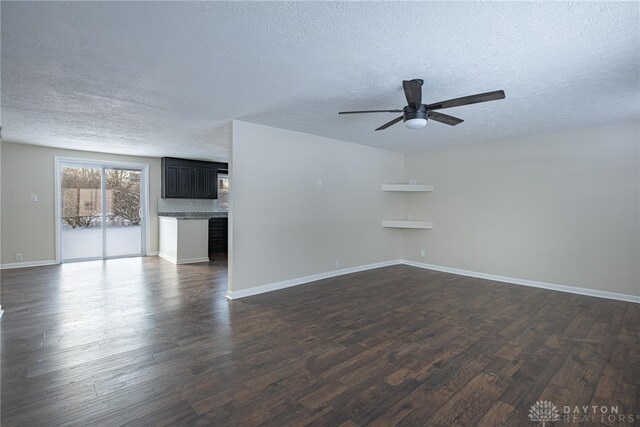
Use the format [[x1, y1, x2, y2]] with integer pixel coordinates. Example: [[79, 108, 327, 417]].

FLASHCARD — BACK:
[[338, 79, 505, 131]]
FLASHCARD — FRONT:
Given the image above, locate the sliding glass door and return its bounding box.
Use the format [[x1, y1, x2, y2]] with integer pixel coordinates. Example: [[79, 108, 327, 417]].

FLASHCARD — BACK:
[[105, 168, 142, 257], [60, 161, 146, 262], [61, 165, 104, 260]]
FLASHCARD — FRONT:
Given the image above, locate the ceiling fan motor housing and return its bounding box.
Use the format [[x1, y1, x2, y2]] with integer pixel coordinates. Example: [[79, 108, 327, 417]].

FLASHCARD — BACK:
[[403, 105, 428, 123]]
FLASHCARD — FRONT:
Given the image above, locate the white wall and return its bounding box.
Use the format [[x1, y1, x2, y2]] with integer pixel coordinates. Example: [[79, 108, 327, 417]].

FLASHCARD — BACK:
[[402, 120, 640, 297], [0, 142, 161, 265], [158, 217, 209, 264], [6, 119, 636, 301], [229, 121, 404, 292]]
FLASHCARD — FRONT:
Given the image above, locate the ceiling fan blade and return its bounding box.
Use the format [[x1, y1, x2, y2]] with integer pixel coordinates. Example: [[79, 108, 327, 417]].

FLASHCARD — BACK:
[[427, 111, 464, 126], [375, 115, 404, 131], [338, 109, 403, 114], [426, 90, 505, 110], [402, 79, 423, 108]]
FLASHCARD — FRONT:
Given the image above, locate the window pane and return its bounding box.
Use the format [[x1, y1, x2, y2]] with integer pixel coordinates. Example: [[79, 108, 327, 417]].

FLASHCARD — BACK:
[[218, 175, 229, 209], [105, 169, 142, 257], [61, 166, 102, 260]]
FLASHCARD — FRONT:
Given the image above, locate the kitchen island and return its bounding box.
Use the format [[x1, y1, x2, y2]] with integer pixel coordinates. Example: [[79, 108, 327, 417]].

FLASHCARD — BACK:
[[158, 212, 227, 264]]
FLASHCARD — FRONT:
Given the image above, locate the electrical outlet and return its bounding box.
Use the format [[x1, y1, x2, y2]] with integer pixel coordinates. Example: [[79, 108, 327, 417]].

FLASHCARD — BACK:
[[15, 253, 23, 262], [408, 214, 413, 220], [420, 249, 426, 257], [461, 257, 468, 267], [30, 194, 38, 202], [317, 178, 323, 188], [335, 259, 341, 269]]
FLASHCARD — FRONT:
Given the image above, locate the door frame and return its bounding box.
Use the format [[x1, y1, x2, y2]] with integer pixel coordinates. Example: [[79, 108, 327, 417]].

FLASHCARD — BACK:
[[54, 156, 151, 263]]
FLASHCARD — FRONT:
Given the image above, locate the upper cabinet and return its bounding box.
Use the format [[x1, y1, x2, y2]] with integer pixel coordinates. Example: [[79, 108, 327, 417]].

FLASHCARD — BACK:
[[161, 157, 228, 199], [163, 164, 180, 198]]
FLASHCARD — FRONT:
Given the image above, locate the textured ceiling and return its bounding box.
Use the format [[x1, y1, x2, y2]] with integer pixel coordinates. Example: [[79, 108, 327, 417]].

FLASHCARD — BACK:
[[1, 1, 638, 161]]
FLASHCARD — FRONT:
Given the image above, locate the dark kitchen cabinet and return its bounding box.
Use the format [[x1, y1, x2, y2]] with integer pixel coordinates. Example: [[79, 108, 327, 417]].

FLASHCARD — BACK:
[[193, 168, 218, 199], [161, 157, 227, 199], [205, 170, 218, 199], [193, 168, 207, 198], [208, 218, 228, 253], [164, 165, 180, 198], [179, 167, 192, 198]]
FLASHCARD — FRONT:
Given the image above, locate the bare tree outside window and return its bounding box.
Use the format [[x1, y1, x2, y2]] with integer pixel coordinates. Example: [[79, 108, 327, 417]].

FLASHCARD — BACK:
[[61, 167, 102, 228], [61, 167, 141, 228], [106, 169, 141, 226]]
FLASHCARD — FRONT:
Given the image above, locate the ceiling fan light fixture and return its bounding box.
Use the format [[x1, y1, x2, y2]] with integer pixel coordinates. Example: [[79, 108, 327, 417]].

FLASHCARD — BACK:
[[404, 118, 427, 129], [404, 109, 427, 129]]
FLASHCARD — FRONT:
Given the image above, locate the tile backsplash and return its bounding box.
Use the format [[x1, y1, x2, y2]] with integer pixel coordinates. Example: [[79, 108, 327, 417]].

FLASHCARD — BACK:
[[157, 198, 225, 213]]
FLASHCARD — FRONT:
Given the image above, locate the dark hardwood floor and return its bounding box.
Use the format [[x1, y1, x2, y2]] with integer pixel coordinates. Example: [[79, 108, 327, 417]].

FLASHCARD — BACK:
[[1, 257, 638, 426]]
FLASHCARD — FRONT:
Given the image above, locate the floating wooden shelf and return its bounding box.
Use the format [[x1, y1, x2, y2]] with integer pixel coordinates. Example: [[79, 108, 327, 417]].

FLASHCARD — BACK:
[[381, 184, 434, 192], [381, 220, 433, 229]]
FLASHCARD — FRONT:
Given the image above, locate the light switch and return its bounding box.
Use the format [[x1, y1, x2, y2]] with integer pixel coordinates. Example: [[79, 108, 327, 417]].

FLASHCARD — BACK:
[[30, 194, 38, 202]]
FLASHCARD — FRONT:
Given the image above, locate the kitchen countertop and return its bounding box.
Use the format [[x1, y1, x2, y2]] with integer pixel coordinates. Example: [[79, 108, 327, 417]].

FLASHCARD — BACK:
[[158, 212, 228, 219]]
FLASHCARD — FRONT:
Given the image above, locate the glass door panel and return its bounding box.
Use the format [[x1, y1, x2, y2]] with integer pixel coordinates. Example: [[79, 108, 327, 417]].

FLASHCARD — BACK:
[[61, 165, 103, 261], [105, 168, 142, 257]]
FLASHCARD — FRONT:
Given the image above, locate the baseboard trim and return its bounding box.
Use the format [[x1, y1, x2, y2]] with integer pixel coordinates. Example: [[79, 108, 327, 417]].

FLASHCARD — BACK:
[[402, 260, 640, 304], [177, 257, 210, 265], [158, 252, 177, 264], [226, 259, 403, 300], [158, 252, 209, 265], [0, 260, 58, 270], [147, 251, 159, 256], [226, 258, 638, 303]]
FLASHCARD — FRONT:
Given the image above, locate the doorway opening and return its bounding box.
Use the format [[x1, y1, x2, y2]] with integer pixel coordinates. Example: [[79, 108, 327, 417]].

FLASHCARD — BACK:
[[55, 158, 149, 262]]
